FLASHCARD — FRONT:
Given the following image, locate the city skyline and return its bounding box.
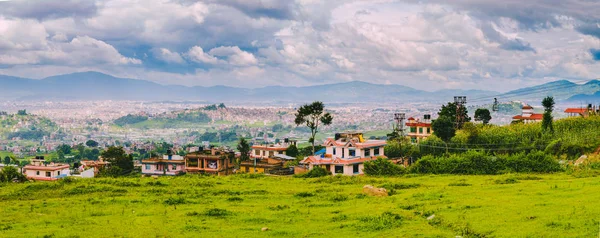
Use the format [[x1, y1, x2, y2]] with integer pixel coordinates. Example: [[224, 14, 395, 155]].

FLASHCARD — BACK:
[[0, 0, 599, 91]]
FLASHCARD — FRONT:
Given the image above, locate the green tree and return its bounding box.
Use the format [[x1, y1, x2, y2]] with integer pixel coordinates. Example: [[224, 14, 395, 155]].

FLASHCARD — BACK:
[[286, 144, 299, 157], [0, 166, 27, 183], [432, 116, 456, 153], [3, 156, 10, 165], [438, 102, 471, 129], [363, 157, 405, 176], [542, 96, 555, 133], [57, 144, 71, 154], [100, 146, 133, 176], [474, 108, 492, 124], [17, 109, 27, 116], [236, 138, 250, 164], [294, 101, 333, 155], [85, 140, 99, 147]]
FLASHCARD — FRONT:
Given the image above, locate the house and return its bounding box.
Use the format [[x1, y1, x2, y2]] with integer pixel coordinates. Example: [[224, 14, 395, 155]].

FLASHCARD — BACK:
[[406, 115, 434, 143], [185, 147, 235, 175], [299, 132, 387, 176], [251, 139, 296, 159], [241, 153, 296, 175], [80, 158, 110, 176], [512, 105, 543, 123], [23, 156, 70, 181], [564, 108, 588, 117], [141, 154, 186, 176]]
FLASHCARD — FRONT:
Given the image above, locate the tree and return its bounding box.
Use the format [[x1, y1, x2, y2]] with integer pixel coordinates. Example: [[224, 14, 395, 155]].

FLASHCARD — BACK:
[[57, 144, 71, 154], [236, 138, 250, 164], [294, 101, 333, 155], [474, 108, 492, 124], [438, 102, 471, 129], [85, 140, 99, 147], [3, 156, 10, 165], [100, 146, 133, 176], [17, 109, 27, 116], [432, 116, 456, 153], [0, 166, 27, 183], [542, 96, 555, 133], [286, 144, 299, 157]]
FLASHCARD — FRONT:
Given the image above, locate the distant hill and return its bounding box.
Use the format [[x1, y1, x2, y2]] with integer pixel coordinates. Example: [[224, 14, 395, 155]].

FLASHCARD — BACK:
[[2, 71, 595, 104], [566, 91, 600, 103]]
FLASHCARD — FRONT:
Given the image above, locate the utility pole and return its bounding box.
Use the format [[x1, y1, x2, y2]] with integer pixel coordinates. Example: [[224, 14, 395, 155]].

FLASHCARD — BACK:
[[454, 96, 467, 129], [493, 98, 499, 112], [393, 113, 406, 137]]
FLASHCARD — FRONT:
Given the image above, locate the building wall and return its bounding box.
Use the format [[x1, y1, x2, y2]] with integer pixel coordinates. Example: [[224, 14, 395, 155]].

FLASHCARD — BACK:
[[25, 168, 70, 179], [142, 163, 185, 176]]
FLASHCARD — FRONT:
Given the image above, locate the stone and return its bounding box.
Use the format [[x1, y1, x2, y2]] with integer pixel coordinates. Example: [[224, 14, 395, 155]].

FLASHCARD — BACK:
[[427, 214, 435, 220], [363, 185, 388, 197], [575, 155, 588, 166], [261, 227, 269, 231]]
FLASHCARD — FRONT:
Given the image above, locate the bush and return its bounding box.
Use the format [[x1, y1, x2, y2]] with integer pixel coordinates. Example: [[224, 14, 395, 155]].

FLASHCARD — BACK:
[[295, 167, 330, 178], [504, 151, 562, 173], [0, 166, 28, 183], [363, 158, 405, 176]]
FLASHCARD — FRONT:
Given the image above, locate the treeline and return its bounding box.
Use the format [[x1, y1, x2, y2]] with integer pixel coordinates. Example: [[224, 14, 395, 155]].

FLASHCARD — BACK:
[[176, 111, 210, 123], [114, 114, 148, 126], [7, 130, 48, 140]]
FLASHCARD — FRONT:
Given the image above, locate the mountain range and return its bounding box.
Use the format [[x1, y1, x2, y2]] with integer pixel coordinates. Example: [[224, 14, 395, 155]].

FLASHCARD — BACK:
[[0, 71, 598, 104]]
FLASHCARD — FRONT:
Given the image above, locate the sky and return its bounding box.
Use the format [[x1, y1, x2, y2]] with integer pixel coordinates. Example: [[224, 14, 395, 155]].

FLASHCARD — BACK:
[[0, 0, 599, 92]]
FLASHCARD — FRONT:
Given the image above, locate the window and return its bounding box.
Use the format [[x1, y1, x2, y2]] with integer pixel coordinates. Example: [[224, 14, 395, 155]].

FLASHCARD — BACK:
[[36, 171, 40, 176], [353, 164, 359, 174], [156, 164, 160, 170], [411, 137, 417, 143], [201, 160, 205, 168], [172, 164, 177, 170], [349, 149, 355, 157], [254, 150, 260, 155], [57, 171, 61, 176], [145, 164, 151, 170], [374, 147, 380, 156], [333, 148, 336, 155], [342, 149, 345, 158], [427, 128, 431, 134], [46, 172, 51, 177], [188, 159, 198, 167], [365, 149, 371, 157], [269, 151, 274, 157], [419, 127, 423, 134], [334, 165, 344, 174], [326, 165, 331, 171], [410, 127, 417, 133]]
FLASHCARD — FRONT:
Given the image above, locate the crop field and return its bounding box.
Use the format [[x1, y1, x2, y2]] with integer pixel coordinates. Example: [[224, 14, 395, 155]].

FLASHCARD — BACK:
[[1, 173, 599, 237]]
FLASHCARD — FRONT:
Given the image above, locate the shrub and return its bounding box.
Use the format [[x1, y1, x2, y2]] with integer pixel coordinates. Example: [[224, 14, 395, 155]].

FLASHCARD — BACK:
[[356, 212, 403, 231], [295, 167, 330, 178], [363, 158, 405, 176], [163, 197, 186, 205], [204, 208, 231, 217], [504, 151, 562, 173], [294, 192, 315, 198]]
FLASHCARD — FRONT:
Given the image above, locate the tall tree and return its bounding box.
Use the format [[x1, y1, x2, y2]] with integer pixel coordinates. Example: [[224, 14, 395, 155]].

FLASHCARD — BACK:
[[438, 102, 471, 129], [3, 156, 10, 165], [294, 101, 333, 155], [474, 108, 492, 124], [286, 144, 299, 157], [236, 138, 250, 164], [432, 116, 456, 153], [541, 96, 555, 133], [85, 140, 99, 147], [101, 146, 133, 176]]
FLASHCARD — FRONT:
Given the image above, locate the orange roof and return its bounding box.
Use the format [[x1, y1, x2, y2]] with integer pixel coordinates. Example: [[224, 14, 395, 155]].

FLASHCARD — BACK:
[[407, 117, 415, 120], [323, 138, 386, 148], [406, 122, 432, 127], [522, 105, 533, 109], [564, 108, 587, 114], [512, 114, 543, 120], [251, 145, 288, 151]]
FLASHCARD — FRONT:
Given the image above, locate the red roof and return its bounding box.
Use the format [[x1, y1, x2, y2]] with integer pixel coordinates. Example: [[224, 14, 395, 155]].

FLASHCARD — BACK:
[[407, 117, 415, 120], [522, 105, 533, 109], [512, 114, 543, 120], [406, 122, 432, 127], [251, 146, 288, 151], [564, 108, 587, 114]]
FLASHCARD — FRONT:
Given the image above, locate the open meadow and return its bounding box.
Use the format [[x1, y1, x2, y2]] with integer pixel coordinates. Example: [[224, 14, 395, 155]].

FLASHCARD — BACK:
[[1, 173, 599, 237]]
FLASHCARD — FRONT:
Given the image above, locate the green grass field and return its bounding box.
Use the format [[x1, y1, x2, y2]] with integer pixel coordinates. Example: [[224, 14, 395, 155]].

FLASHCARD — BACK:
[[1, 173, 599, 237]]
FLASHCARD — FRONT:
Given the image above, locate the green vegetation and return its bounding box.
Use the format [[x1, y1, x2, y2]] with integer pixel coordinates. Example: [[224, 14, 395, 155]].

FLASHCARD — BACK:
[[295, 101, 333, 155], [363, 157, 405, 176], [0, 113, 58, 140], [114, 114, 149, 126], [1, 174, 600, 237]]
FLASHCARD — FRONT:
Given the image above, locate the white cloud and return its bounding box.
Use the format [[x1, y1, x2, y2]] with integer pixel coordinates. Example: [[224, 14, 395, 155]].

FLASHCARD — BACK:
[[186, 46, 219, 64], [153, 48, 185, 64], [209, 46, 258, 66]]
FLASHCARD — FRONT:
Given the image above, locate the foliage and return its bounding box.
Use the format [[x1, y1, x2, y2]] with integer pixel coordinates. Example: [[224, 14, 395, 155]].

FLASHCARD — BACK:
[[285, 144, 299, 157], [85, 140, 99, 147], [363, 158, 405, 176], [295, 166, 330, 178], [236, 138, 250, 164], [0, 166, 28, 183], [542, 96, 555, 133], [17, 109, 27, 116], [474, 108, 492, 124], [384, 139, 419, 159], [431, 116, 455, 142], [3, 156, 10, 165], [7, 130, 48, 140], [100, 146, 133, 176], [114, 114, 148, 126], [438, 102, 471, 129], [294, 101, 333, 155], [175, 111, 211, 123], [298, 145, 324, 156]]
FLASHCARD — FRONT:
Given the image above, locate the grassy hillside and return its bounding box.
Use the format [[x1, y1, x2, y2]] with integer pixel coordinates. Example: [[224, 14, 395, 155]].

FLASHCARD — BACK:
[[1, 174, 599, 237]]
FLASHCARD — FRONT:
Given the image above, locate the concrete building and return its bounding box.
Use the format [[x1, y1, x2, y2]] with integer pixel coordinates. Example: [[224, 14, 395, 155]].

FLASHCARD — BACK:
[[300, 132, 387, 176], [512, 105, 543, 123], [23, 156, 70, 181], [185, 147, 235, 175], [406, 115, 434, 143], [141, 154, 186, 176]]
